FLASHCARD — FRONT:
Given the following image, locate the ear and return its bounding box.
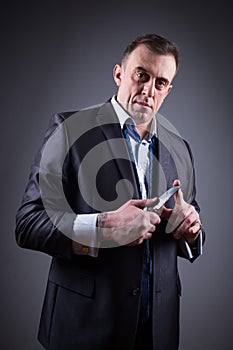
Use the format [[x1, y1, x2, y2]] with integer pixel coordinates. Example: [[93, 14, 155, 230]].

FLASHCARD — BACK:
[[163, 84, 173, 100], [113, 64, 123, 87], [166, 84, 173, 96]]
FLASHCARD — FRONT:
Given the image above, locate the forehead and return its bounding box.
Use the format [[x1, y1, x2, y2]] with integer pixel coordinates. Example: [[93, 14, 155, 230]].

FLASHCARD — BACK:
[[124, 44, 176, 81]]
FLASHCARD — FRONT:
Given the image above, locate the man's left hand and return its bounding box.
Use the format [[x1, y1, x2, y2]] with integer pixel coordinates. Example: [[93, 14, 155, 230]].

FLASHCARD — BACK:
[[161, 180, 202, 245]]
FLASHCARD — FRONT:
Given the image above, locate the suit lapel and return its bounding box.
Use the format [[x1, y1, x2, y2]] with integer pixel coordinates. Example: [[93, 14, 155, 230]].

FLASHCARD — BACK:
[[96, 102, 141, 200], [151, 122, 179, 206]]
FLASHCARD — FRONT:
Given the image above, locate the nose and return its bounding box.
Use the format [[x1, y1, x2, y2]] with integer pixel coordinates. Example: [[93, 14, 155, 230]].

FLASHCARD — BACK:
[[142, 79, 155, 97]]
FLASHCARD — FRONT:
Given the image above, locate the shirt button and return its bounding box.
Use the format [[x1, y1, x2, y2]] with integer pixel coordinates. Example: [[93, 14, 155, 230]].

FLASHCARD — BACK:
[[131, 288, 140, 296]]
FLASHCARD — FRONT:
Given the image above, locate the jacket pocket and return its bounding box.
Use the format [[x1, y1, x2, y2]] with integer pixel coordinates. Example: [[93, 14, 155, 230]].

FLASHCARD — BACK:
[[48, 258, 95, 298]]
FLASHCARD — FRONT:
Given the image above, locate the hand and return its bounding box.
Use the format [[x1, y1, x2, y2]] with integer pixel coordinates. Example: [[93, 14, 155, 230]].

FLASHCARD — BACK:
[[161, 180, 202, 245], [97, 198, 161, 246]]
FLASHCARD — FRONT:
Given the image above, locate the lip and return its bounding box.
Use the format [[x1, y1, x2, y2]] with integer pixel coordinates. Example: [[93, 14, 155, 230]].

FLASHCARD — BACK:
[[135, 101, 152, 109]]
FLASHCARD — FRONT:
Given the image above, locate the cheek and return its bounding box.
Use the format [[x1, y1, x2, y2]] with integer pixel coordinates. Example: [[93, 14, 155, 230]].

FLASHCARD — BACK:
[[153, 95, 165, 111], [121, 82, 139, 101], [128, 82, 143, 99]]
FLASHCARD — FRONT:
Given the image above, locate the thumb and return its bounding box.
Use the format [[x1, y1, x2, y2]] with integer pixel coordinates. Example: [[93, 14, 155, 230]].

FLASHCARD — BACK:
[[144, 197, 159, 208], [173, 179, 181, 187], [130, 199, 148, 209], [175, 188, 185, 206], [172, 179, 184, 206]]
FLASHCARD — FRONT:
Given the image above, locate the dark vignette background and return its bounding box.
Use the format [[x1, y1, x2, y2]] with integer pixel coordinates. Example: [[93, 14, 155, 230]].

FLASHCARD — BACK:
[[1, 1, 232, 349]]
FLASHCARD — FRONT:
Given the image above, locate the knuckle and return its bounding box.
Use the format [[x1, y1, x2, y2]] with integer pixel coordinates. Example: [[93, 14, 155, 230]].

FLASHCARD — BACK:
[[189, 204, 196, 215], [180, 211, 187, 221], [186, 216, 192, 226], [182, 206, 192, 220]]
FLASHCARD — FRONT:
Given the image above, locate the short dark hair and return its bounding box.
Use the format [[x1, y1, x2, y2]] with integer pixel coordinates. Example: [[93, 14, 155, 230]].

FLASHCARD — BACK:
[[121, 33, 181, 71]]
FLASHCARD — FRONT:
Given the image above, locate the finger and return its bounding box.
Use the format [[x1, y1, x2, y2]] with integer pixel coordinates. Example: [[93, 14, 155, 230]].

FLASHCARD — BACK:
[[144, 197, 159, 208], [189, 221, 202, 235], [172, 211, 200, 239], [172, 179, 184, 205], [127, 234, 150, 246], [173, 222, 200, 241], [130, 199, 148, 208], [126, 239, 140, 246], [173, 179, 181, 187], [137, 237, 144, 244], [172, 231, 183, 240], [148, 211, 161, 225], [174, 188, 185, 207], [177, 205, 196, 231], [165, 203, 193, 234], [144, 232, 153, 239], [148, 225, 156, 233]]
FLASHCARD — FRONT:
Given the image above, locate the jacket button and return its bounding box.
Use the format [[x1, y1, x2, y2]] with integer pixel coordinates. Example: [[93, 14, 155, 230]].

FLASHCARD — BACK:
[[131, 288, 140, 296]]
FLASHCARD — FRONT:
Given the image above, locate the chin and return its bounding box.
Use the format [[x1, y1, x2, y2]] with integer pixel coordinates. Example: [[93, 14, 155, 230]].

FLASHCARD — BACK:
[[131, 109, 153, 125]]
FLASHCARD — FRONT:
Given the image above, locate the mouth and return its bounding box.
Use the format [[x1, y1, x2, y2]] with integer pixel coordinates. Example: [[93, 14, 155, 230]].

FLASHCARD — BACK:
[[134, 101, 152, 110]]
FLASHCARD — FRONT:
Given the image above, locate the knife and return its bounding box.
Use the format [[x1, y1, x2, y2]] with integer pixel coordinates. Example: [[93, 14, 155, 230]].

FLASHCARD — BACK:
[[145, 185, 181, 214]]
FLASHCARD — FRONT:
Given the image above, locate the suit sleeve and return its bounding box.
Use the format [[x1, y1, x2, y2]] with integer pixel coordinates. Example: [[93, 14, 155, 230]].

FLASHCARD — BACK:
[[177, 139, 205, 262], [15, 113, 76, 260]]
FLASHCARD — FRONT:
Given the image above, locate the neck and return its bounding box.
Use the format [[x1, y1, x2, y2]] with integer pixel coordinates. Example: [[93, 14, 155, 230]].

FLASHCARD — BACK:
[[136, 122, 152, 139]]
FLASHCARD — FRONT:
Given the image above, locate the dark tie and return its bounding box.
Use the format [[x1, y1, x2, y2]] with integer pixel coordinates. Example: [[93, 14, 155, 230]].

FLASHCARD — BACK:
[[138, 240, 152, 323], [122, 123, 155, 324]]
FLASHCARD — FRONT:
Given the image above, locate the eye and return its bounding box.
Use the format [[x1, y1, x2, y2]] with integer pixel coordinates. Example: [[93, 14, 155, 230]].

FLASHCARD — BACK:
[[155, 78, 168, 90], [135, 71, 150, 83]]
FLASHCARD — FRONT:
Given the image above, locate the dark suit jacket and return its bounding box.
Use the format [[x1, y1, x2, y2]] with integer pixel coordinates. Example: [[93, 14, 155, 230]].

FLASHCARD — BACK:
[[16, 102, 203, 350]]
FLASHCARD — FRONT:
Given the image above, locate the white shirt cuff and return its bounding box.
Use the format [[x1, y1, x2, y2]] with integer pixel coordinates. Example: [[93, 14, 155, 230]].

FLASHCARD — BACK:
[[182, 230, 203, 260], [72, 214, 99, 257]]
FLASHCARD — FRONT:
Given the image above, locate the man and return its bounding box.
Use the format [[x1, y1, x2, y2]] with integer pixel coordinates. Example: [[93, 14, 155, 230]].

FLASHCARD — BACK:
[[16, 34, 204, 350]]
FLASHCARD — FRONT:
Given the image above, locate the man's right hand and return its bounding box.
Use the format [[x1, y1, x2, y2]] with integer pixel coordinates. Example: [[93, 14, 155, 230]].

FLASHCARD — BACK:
[[97, 198, 161, 246]]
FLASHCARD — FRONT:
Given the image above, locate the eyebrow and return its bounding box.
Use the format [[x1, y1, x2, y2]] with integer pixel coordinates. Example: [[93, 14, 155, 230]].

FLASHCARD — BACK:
[[135, 66, 149, 73]]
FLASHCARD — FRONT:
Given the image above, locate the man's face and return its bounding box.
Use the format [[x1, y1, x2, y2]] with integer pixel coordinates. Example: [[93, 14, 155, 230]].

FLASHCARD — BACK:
[[113, 44, 177, 130]]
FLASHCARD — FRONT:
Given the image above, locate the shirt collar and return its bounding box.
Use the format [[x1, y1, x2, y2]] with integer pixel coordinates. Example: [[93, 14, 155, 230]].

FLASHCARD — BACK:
[[111, 95, 157, 138]]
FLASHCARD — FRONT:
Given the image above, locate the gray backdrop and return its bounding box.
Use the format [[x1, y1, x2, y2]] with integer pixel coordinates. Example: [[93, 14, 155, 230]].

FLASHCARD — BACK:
[[1, 1, 232, 349]]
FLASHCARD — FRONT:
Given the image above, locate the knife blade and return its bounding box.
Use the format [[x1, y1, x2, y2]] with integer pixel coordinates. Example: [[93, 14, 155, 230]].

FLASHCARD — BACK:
[[145, 185, 181, 214]]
